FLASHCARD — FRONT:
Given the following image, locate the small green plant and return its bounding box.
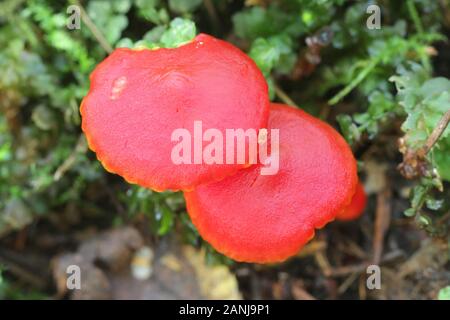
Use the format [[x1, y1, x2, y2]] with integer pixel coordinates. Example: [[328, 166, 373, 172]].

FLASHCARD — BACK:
[[438, 286, 450, 300]]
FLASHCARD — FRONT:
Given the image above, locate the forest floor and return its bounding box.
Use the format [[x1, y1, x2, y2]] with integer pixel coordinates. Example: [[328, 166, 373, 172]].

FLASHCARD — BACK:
[[0, 161, 448, 300]]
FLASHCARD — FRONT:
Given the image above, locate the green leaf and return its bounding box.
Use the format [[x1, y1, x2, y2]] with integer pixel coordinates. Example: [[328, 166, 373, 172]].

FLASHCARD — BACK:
[[116, 37, 134, 48], [404, 208, 416, 217], [410, 185, 428, 211], [156, 204, 174, 236], [249, 34, 295, 76], [392, 63, 450, 152], [417, 214, 431, 227], [438, 286, 450, 300], [47, 30, 73, 51], [434, 137, 450, 181], [233, 6, 294, 40], [169, 0, 202, 14], [135, 0, 167, 24], [143, 25, 167, 44], [160, 18, 196, 48], [337, 114, 360, 144], [112, 0, 132, 13], [104, 15, 128, 44], [425, 198, 443, 210], [135, 0, 160, 10], [87, 0, 130, 45]]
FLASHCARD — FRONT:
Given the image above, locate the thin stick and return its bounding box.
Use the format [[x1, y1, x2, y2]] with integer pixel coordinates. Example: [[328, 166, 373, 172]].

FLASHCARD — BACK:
[[419, 109, 450, 156], [337, 272, 359, 295], [373, 184, 391, 265], [53, 134, 87, 181], [329, 263, 368, 277], [291, 282, 317, 300], [328, 58, 379, 105], [74, 0, 113, 54], [274, 83, 299, 108], [314, 251, 332, 277], [398, 109, 450, 179], [407, 0, 424, 34], [329, 250, 403, 277]]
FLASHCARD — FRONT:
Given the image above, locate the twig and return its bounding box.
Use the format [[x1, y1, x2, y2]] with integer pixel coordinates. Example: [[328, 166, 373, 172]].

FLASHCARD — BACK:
[[314, 251, 332, 277], [399, 109, 450, 179], [358, 275, 367, 300], [274, 83, 299, 108], [337, 272, 359, 295], [53, 134, 87, 181], [328, 58, 379, 105], [329, 250, 403, 277], [73, 0, 113, 54], [343, 240, 368, 260], [372, 182, 391, 265], [419, 109, 450, 157], [0, 249, 49, 289], [296, 240, 327, 257], [329, 263, 368, 277], [407, 0, 424, 34], [291, 280, 317, 300]]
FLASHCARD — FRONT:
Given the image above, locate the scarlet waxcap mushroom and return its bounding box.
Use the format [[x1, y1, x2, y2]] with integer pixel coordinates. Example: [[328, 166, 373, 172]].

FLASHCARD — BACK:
[[81, 33, 269, 191], [336, 181, 367, 221], [184, 103, 358, 263]]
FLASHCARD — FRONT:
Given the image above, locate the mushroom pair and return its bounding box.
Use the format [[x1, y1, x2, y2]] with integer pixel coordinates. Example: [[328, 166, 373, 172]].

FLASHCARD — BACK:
[[81, 34, 366, 263]]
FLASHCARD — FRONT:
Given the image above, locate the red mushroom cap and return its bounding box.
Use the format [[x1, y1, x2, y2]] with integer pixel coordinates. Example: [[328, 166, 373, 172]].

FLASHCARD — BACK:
[[81, 33, 269, 191], [336, 181, 367, 221], [184, 103, 358, 263]]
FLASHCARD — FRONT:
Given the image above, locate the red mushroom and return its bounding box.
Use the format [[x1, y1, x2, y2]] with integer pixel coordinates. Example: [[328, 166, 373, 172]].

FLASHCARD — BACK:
[[81, 34, 269, 191], [184, 103, 358, 263], [336, 181, 367, 221]]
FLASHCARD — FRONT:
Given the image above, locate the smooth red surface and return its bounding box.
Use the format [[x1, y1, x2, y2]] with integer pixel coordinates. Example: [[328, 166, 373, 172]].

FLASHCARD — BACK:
[[81, 34, 269, 191], [184, 104, 358, 263], [336, 181, 367, 221]]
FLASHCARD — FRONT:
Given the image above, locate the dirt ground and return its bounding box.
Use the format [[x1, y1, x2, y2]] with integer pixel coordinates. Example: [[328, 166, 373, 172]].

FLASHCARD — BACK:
[[0, 165, 448, 300]]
